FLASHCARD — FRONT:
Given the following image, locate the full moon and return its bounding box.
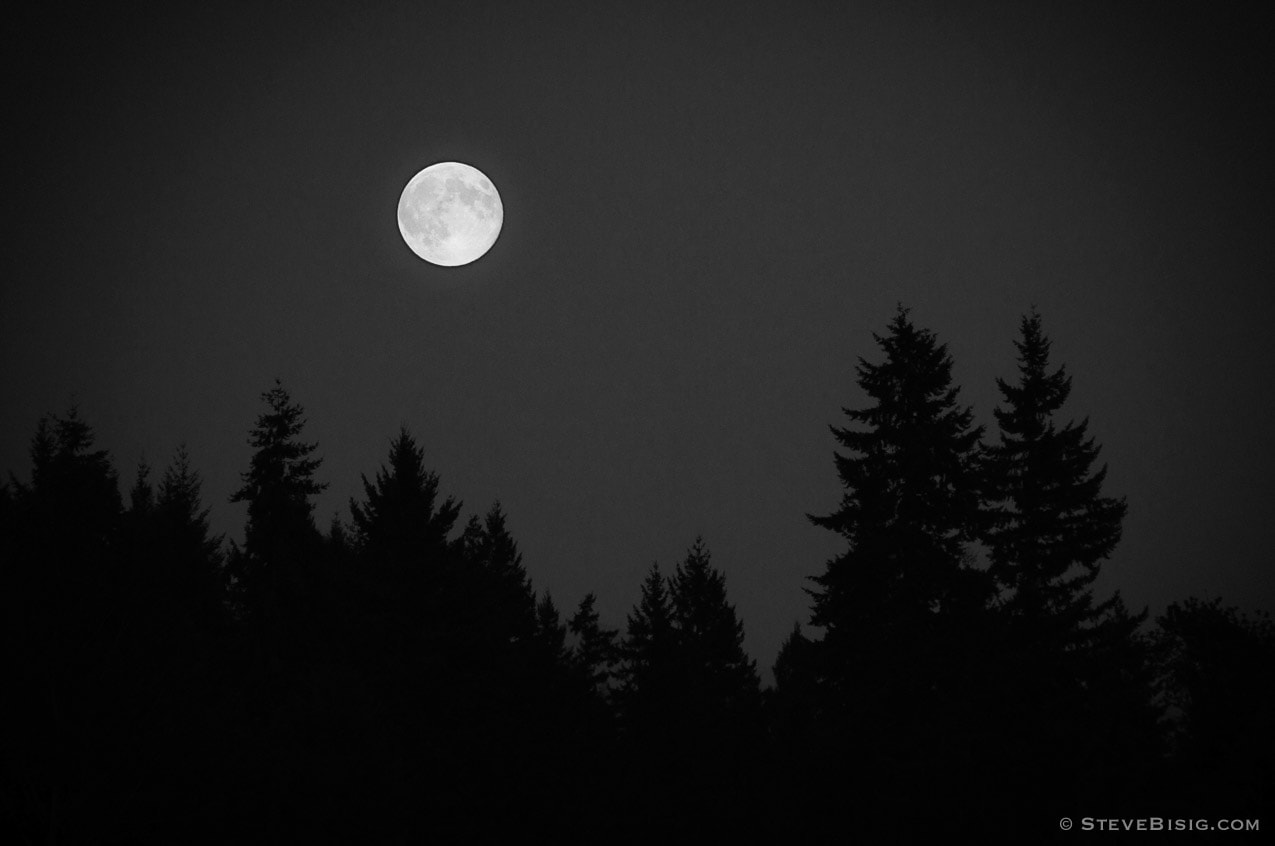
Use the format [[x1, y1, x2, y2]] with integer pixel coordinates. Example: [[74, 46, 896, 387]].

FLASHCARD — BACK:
[[397, 162, 503, 266]]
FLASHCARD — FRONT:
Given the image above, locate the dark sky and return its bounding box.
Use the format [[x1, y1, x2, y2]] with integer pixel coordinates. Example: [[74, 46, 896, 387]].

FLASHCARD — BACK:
[[4, 1, 1273, 676]]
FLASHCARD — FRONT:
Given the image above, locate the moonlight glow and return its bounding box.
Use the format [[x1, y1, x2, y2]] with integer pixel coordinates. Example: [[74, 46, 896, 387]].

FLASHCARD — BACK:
[[397, 162, 503, 266]]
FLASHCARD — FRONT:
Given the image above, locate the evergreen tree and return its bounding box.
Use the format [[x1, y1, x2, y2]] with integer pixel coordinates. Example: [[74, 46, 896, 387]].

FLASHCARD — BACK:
[[802, 307, 990, 832], [619, 562, 676, 717], [350, 427, 460, 570], [981, 312, 1152, 826], [113, 447, 233, 837], [615, 540, 763, 835], [984, 310, 1128, 647], [222, 384, 335, 837], [1077, 592, 1162, 804], [569, 592, 619, 698], [227, 380, 326, 620], [458, 502, 538, 649], [347, 427, 463, 667], [154, 446, 227, 628], [616, 561, 679, 822], [535, 591, 570, 665], [128, 460, 155, 516], [5, 411, 129, 843], [667, 536, 760, 716], [806, 307, 988, 696], [769, 622, 818, 740]]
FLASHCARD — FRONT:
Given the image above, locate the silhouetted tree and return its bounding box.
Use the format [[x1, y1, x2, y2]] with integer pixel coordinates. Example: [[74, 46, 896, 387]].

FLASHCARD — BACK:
[[1077, 593, 1163, 806], [668, 537, 761, 720], [619, 562, 676, 727], [616, 543, 764, 835], [350, 426, 460, 571], [222, 384, 344, 840], [227, 380, 327, 621], [120, 447, 227, 640], [984, 310, 1128, 648], [802, 307, 991, 833], [982, 312, 1154, 819], [668, 538, 763, 829], [535, 590, 570, 665], [4, 410, 130, 842], [108, 447, 237, 839], [569, 592, 619, 698], [769, 621, 818, 740], [458, 501, 538, 650], [154, 446, 228, 626]]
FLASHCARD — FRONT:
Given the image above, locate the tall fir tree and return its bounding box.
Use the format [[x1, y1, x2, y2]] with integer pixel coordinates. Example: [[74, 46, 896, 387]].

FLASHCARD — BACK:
[[155, 446, 227, 628], [457, 502, 538, 649], [984, 310, 1128, 645], [801, 307, 992, 832], [569, 592, 619, 699], [5, 410, 130, 843], [806, 307, 988, 685], [227, 381, 327, 621], [982, 312, 1155, 825], [535, 590, 570, 666], [350, 427, 460, 571], [667, 536, 760, 716], [619, 562, 676, 722]]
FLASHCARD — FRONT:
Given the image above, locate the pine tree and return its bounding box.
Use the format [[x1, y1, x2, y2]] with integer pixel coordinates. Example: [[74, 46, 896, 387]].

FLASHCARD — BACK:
[[227, 381, 326, 620], [667, 536, 760, 716], [128, 460, 155, 516], [535, 591, 570, 666], [346, 427, 468, 695], [6, 410, 128, 842], [619, 562, 676, 715], [982, 312, 1150, 825], [984, 310, 1128, 648], [350, 427, 460, 570], [801, 307, 991, 830], [154, 446, 227, 628], [769, 622, 818, 737], [569, 592, 619, 698], [806, 307, 988, 689], [458, 502, 537, 648]]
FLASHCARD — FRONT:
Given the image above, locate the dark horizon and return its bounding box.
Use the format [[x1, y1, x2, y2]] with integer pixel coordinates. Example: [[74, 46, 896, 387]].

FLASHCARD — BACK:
[[7, 306, 1271, 842]]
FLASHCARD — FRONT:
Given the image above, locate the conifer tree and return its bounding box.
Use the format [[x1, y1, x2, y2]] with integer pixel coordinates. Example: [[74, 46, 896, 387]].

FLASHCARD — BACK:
[[981, 312, 1153, 824], [350, 427, 460, 570], [769, 622, 818, 738], [800, 307, 991, 830], [667, 537, 760, 714], [6, 411, 127, 842], [535, 591, 570, 665], [569, 592, 619, 698], [345, 427, 469, 697], [984, 310, 1128, 648], [227, 381, 326, 620], [806, 307, 988, 689], [458, 502, 537, 647], [620, 563, 676, 714], [123, 448, 226, 631]]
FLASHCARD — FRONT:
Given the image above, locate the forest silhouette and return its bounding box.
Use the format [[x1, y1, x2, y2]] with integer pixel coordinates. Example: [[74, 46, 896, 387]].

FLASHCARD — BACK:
[[3, 307, 1271, 843]]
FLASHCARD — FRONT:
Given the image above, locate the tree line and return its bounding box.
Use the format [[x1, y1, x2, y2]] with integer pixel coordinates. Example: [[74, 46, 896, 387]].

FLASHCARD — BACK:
[[3, 307, 1271, 842]]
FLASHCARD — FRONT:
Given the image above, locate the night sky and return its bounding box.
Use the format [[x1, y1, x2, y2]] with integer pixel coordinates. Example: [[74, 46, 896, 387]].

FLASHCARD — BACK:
[[5, 1, 1272, 676]]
